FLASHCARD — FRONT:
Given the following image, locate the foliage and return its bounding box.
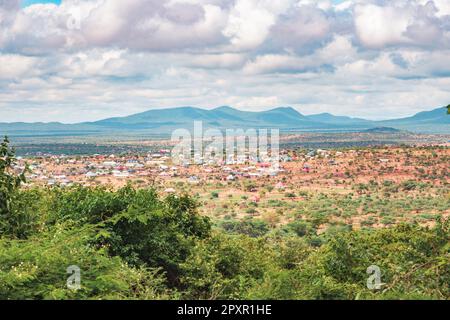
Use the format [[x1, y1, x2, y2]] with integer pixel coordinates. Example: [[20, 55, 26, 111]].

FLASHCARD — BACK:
[[290, 220, 449, 300], [180, 233, 277, 299], [0, 225, 170, 300], [0, 139, 448, 300], [0, 137, 31, 239], [219, 219, 269, 237], [104, 191, 211, 286]]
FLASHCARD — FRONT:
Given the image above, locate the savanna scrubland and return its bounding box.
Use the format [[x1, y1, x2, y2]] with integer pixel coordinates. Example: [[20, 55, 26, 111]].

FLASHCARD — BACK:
[[1, 137, 449, 300]]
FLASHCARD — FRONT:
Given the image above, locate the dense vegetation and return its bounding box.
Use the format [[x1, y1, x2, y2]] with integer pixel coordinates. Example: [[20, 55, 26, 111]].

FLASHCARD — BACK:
[[0, 137, 448, 300]]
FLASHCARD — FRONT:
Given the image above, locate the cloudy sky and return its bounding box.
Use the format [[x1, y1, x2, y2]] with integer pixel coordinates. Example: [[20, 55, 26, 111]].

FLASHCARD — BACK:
[[0, 0, 449, 123]]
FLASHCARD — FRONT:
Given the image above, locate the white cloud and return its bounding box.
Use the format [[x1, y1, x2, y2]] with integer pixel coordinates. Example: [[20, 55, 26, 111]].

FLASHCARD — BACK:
[[354, 1, 450, 48], [223, 0, 292, 50], [269, 3, 331, 52], [354, 3, 412, 48], [187, 53, 246, 69], [0, 0, 449, 122], [0, 54, 37, 79], [420, 0, 450, 17], [318, 35, 357, 64]]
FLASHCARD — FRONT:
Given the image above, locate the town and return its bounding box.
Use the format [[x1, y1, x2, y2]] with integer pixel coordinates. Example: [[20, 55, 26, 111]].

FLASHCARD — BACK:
[[14, 144, 450, 232]]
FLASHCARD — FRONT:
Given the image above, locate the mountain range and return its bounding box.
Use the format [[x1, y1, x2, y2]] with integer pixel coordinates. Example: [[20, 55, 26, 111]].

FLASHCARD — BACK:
[[1, 106, 449, 138]]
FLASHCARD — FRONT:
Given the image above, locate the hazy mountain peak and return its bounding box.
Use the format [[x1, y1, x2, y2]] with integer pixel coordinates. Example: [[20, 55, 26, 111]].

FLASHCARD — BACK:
[[0, 106, 448, 137], [213, 106, 235, 111], [265, 106, 305, 117]]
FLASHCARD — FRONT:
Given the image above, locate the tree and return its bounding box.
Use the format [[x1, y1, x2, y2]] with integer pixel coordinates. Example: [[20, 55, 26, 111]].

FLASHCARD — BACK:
[[447, 104, 450, 114], [180, 234, 277, 299], [0, 224, 170, 300], [0, 136, 31, 239], [102, 191, 211, 287]]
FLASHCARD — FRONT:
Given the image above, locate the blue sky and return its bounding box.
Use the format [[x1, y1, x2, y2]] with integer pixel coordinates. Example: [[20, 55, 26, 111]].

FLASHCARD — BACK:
[[21, 0, 61, 7], [1, 0, 450, 123]]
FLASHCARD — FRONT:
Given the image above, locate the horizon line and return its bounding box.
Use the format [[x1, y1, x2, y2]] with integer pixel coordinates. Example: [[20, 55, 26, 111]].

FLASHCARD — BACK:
[[0, 105, 445, 125]]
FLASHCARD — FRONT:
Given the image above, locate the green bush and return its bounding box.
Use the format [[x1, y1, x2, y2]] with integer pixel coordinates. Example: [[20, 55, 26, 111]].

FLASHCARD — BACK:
[[220, 220, 269, 237], [0, 139, 448, 300], [0, 225, 169, 300]]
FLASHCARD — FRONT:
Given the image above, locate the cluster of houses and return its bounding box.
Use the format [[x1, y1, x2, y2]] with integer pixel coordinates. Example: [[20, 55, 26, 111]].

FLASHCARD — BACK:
[[13, 151, 169, 187], [11, 148, 349, 188]]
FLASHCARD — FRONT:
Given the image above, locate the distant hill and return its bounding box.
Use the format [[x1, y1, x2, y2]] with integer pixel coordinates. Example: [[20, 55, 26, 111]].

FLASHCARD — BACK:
[[364, 127, 402, 133], [381, 107, 449, 125], [91, 106, 324, 130], [306, 113, 373, 126], [0, 106, 448, 139], [378, 107, 449, 133]]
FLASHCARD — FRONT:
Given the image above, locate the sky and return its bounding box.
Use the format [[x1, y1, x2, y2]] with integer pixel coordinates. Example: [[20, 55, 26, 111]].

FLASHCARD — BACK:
[[21, 0, 61, 7], [0, 0, 449, 123]]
